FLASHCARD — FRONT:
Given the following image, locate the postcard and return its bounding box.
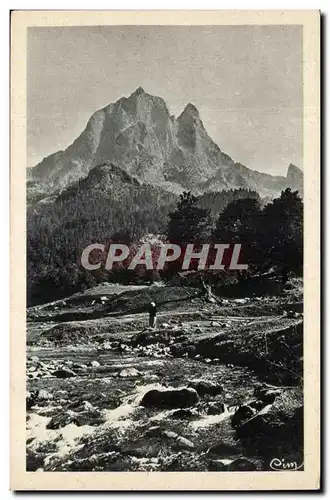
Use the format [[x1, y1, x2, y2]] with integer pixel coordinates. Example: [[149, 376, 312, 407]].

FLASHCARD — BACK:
[[10, 10, 320, 490]]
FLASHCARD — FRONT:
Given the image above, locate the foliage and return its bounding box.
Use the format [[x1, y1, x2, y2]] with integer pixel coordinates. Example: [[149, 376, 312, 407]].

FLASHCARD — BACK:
[[27, 165, 303, 306], [167, 191, 211, 244]]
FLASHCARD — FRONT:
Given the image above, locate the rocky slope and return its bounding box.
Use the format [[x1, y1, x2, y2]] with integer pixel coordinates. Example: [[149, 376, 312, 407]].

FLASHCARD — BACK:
[[29, 87, 303, 198]]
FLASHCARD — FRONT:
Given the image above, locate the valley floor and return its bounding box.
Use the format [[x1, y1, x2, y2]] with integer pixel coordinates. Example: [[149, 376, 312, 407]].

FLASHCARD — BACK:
[[26, 280, 303, 472]]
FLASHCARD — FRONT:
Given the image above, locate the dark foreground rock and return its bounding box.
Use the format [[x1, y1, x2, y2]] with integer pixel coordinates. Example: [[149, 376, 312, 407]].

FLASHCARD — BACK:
[[140, 387, 199, 409]]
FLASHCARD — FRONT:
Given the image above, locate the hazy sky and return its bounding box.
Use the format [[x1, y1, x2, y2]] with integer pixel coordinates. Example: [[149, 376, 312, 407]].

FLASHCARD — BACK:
[[27, 25, 302, 175]]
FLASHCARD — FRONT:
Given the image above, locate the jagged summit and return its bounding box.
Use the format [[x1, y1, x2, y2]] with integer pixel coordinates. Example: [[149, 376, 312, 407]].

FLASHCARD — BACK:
[[29, 88, 303, 197], [287, 163, 302, 176], [178, 103, 200, 121], [287, 163, 303, 193], [131, 86, 145, 96]]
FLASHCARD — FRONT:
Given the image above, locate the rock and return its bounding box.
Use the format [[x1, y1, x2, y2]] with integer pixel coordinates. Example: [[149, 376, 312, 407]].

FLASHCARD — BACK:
[[140, 387, 199, 409], [227, 458, 257, 471], [249, 399, 266, 411], [169, 343, 186, 357], [119, 367, 140, 378], [134, 330, 169, 346], [254, 386, 282, 404], [207, 442, 238, 456], [74, 410, 106, 427], [171, 409, 197, 419], [163, 430, 195, 449], [83, 401, 94, 411], [26, 390, 39, 410], [91, 360, 101, 368], [163, 430, 177, 439], [211, 321, 221, 327], [73, 363, 88, 372], [30, 356, 39, 363], [161, 323, 171, 329], [231, 405, 255, 428], [234, 299, 248, 304], [188, 379, 223, 397], [207, 402, 225, 415], [38, 389, 53, 400], [186, 345, 197, 358], [144, 425, 161, 437], [204, 358, 212, 364], [46, 413, 73, 429], [176, 436, 195, 449], [53, 368, 76, 378], [207, 459, 227, 471]]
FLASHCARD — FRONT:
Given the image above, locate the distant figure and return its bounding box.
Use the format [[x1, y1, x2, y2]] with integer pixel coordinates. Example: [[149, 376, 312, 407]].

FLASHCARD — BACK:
[[148, 301, 157, 329]]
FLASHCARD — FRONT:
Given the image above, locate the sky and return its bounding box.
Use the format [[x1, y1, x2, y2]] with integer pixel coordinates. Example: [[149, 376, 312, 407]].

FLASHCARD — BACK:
[[27, 25, 303, 176]]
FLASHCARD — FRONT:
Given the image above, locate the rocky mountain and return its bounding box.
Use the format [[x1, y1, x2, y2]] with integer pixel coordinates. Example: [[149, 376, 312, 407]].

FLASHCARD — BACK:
[[286, 163, 304, 193], [29, 87, 303, 198]]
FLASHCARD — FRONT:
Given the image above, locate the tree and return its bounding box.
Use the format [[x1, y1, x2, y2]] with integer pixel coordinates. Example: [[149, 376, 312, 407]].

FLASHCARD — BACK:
[[261, 189, 303, 274], [212, 197, 262, 269], [167, 191, 211, 244]]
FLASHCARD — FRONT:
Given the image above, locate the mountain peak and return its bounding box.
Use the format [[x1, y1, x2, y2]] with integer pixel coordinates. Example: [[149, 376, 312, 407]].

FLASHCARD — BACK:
[[286, 163, 303, 193], [131, 86, 145, 96], [287, 163, 302, 176], [180, 103, 200, 119]]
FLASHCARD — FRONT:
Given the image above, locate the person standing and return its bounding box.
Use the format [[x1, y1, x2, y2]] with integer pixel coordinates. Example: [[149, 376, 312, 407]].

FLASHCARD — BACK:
[[148, 301, 157, 329]]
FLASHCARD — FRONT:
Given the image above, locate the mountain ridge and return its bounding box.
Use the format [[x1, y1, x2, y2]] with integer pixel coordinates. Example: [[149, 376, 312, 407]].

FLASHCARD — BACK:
[[29, 87, 303, 197]]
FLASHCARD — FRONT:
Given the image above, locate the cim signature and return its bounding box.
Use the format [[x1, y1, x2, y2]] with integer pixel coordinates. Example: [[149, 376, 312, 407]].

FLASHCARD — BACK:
[[270, 458, 304, 471]]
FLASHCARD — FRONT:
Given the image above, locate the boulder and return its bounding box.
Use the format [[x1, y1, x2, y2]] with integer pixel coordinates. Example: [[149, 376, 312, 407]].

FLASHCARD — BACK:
[[140, 387, 199, 409], [171, 409, 198, 419], [254, 386, 282, 404], [134, 330, 169, 346], [163, 430, 195, 449], [231, 405, 255, 428], [119, 367, 140, 378], [91, 360, 101, 368], [53, 368, 76, 378], [188, 379, 223, 397], [169, 343, 186, 357], [176, 436, 195, 450]]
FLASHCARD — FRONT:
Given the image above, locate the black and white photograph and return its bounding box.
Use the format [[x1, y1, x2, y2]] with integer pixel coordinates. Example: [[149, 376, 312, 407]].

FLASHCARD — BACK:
[[10, 10, 320, 491]]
